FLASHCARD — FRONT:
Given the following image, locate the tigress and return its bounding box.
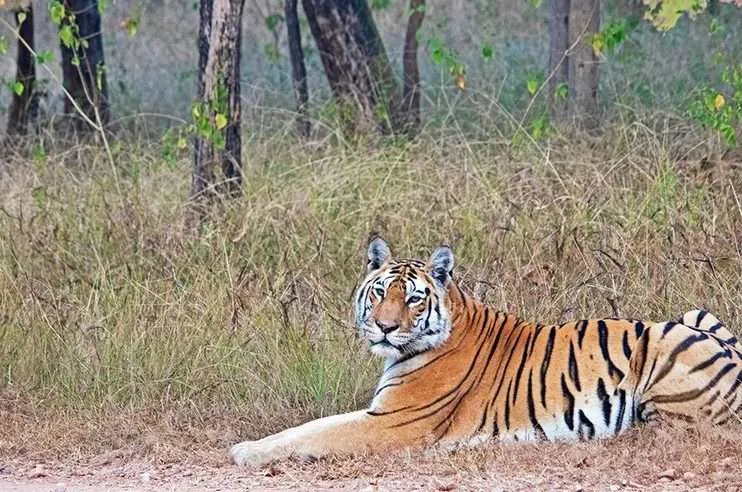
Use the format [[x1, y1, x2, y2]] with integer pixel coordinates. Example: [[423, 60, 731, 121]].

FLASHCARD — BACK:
[[231, 238, 742, 467]]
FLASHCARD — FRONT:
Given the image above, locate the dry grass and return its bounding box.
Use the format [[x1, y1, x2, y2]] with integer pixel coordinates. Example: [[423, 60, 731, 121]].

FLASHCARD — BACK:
[[1, 123, 742, 473], [1, 1, 742, 490]]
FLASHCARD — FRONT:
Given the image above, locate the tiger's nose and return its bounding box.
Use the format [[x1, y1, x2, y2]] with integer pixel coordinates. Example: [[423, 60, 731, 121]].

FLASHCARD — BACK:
[[376, 319, 400, 334]]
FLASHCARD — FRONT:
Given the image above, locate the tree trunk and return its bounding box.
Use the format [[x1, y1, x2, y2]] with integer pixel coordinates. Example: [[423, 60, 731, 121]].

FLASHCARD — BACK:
[[401, 0, 425, 135], [7, 5, 36, 136], [301, 0, 402, 134], [568, 0, 600, 130], [548, 0, 569, 122], [286, 0, 310, 139], [191, 0, 245, 203], [60, 0, 110, 132]]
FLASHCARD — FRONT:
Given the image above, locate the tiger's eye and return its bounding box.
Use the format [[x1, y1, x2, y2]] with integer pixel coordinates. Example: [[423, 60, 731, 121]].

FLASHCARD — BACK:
[[407, 295, 422, 305]]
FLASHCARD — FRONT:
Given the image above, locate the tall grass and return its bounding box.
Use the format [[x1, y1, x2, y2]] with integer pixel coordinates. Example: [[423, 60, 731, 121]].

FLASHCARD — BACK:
[[1, 123, 741, 452], [1, 0, 742, 460]]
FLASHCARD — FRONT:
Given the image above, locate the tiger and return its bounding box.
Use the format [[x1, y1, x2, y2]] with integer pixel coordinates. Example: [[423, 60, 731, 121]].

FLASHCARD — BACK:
[[230, 237, 742, 467]]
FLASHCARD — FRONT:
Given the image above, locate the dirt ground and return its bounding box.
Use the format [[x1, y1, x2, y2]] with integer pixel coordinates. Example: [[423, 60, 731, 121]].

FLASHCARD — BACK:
[[2, 421, 741, 492]]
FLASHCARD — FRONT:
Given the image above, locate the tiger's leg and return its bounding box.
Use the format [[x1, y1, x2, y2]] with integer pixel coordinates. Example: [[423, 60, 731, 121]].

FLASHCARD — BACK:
[[624, 321, 742, 425], [230, 410, 428, 467]]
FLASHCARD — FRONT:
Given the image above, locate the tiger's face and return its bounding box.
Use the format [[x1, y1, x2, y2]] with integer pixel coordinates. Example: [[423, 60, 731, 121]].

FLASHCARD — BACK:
[[354, 238, 454, 360]]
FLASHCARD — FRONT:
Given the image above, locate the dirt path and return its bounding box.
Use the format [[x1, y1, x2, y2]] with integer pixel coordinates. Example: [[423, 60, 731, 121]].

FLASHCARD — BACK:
[[2, 423, 742, 491]]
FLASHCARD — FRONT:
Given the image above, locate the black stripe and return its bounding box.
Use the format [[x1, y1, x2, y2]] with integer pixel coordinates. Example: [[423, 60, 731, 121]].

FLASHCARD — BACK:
[[634, 321, 645, 339], [596, 378, 612, 426], [561, 374, 575, 431], [484, 321, 525, 422], [540, 327, 557, 407], [504, 379, 513, 430], [709, 322, 723, 334], [689, 350, 729, 374], [511, 331, 534, 403], [578, 410, 595, 439], [661, 321, 679, 339], [527, 371, 547, 439], [477, 403, 490, 433], [614, 388, 627, 434], [645, 333, 708, 393], [374, 381, 403, 397], [648, 362, 737, 405], [598, 320, 625, 382], [622, 330, 632, 360], [568, 342, 582, 392], [722, 368, 742, 400], [577, 320, 589, 348], [696, 310, 708, 327], [366, 405, 413, 416]]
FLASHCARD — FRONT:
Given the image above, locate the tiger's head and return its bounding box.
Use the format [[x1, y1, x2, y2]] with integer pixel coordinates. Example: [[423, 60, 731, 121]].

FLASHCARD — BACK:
[[354, 237, 455, 360]]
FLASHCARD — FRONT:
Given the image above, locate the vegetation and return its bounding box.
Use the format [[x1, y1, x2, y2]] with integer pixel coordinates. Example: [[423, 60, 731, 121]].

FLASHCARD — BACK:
[[0, 0, 741, 465]]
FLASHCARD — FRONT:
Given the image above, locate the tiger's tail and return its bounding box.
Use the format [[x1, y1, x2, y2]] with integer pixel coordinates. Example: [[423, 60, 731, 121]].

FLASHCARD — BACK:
[[679, 309, 742, 352]]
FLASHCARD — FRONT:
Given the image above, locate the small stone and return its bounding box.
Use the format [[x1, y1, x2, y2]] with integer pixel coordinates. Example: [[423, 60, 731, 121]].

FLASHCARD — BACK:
[[262, 465, 282, 477], [620, 479, 627, 487], [658, 469, 677, 480], [683, 472, 697, 481], [27, 465, 46, 479], [719, 457, 734, 469], [573, 484, 584, 492], [140, 472, 151, 483], [609, 485, 620, 491]]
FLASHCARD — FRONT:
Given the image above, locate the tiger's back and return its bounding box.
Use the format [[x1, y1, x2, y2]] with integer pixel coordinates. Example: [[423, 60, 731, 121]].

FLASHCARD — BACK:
[[370, 290, 651, 443]]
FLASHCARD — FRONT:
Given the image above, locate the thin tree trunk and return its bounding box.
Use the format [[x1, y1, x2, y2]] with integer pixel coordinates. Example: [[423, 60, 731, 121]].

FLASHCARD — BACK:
[[286, 0, 310, 139], [191, 0, 245, 203], [401, 0, 424, 135], [548, 0, 569, 122], [568, 0, 600, 130], [7, 5, 36, 136], [60, 0, 110, 132], [301, 0, 402, 134]]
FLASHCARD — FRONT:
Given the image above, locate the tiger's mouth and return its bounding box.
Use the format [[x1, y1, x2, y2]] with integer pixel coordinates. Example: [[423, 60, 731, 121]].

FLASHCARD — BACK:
[[370, 338, 400, 350]]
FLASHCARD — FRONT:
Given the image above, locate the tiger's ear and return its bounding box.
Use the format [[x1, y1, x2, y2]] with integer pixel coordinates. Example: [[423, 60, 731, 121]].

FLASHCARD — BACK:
[[367, 237, 391, 272], [429, 245, 454, 287]]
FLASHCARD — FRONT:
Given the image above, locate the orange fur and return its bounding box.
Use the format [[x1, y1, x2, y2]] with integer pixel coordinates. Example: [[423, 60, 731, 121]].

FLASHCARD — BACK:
[[231, 240, 742, 467]]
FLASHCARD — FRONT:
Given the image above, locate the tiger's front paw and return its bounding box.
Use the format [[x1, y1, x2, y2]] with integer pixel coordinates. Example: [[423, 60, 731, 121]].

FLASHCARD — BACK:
[[230, 440, 280, 467]]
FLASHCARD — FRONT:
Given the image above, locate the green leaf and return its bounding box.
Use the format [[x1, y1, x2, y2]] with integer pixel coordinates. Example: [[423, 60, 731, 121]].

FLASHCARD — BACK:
[[31, 187, 48, 208], [265, 13, 284, 31], [0, 36, 7, 55], [643, 0, 708, 31], [371, 0, 391, 9], [263, 43, 280, 63], [555, 82, 568, 100], [215, 113, 228, 130], [481, 44, 494, 60], [122, 16, 140, 37], [12, 81, 24, 96], [49, 1, 66, 24], [59, 25, 76, 48], [98, 0, 109, 14], [526, 74, 543, 97], [36, 50, 54, 65], [17, 11, 27, 24]]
